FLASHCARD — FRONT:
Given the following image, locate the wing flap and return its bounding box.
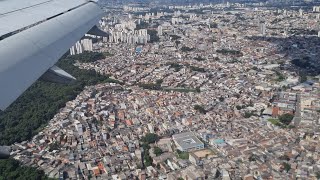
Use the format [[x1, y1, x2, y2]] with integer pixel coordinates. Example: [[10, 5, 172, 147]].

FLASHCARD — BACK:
[[0, 0, 88, 37], [0, 2, 103, 110]]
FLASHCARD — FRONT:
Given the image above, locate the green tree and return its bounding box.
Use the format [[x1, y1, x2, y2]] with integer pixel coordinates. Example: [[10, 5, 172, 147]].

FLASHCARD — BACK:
[[0, 159, 52, 180], [282, 162, 291, 172], [153, 147, 163, 156], [156, 79, 163, 85], [236, 105, 242, 110], [144, 153, 153, 167], [68, 51, 106, 63], [299, 74, 308, 83], [244, 112, 254, 118], [219, 96, 225, 102], [194, 105, 207, 114], [176, 150, 189, 159], [248, 154, 257, 161], [279, 113, 294, 125], [147, 30, 160, 43], [194, 56, 206, 61], [181, 46, 194, 52], [141, 133, 159, 144]]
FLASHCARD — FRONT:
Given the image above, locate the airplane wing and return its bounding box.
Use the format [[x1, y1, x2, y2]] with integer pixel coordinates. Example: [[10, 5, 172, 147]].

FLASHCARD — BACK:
[[0, 0, 105, 110]]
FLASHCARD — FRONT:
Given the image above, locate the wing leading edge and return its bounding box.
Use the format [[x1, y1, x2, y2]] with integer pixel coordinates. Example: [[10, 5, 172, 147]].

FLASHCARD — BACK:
[[0, 1, 104, 110]]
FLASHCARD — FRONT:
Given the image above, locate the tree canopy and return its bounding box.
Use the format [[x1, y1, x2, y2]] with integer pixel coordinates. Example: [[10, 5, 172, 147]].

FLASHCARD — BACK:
[[153, 147, 163, 156], [68, 51, 106, 63], [0, 158, 52, 180], [194, 105, 207, 114], [279, 113, 294, 125], [141, 133, 159, 144]]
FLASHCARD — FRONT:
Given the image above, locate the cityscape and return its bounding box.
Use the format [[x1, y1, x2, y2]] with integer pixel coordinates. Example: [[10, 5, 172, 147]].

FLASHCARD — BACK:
[[2, 0, 320, 180]]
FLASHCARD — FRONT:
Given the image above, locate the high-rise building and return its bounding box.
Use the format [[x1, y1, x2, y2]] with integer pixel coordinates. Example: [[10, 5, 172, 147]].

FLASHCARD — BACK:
[[259, 22, 266, 36], [313, 6, 320, 12], [299, 8, 303, 16], [157, 26, 163, 36], [69, 38, 93, 55], [81, 38, 93, 51]]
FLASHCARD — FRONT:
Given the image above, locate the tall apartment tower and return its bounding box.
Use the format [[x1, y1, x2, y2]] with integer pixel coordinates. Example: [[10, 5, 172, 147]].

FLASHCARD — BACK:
[[259, 22, 266, 36], [299, 8, 303, 17], [157, 25, 163, 36]]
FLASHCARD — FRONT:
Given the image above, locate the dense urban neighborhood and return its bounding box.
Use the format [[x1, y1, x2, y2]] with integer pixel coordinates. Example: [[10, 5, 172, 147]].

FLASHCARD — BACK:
[[6, 1, 320, 180]]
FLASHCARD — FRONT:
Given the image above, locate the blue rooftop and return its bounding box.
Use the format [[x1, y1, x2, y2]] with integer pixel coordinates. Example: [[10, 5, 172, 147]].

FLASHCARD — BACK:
[[136, 47, 142, 53], [213, 139, 225, 144]]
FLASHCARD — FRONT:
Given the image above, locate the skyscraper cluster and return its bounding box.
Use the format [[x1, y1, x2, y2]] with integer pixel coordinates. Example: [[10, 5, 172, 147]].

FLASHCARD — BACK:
[[313, 6, 320, 12], [69, 38, 93, 55], [106, 29, 150, 44], [100, 20, 151, 45]]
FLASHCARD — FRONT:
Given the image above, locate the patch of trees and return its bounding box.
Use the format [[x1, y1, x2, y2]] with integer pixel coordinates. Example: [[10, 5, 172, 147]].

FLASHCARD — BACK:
[[160, 15, 173, 20], [68, 51, 106, 63], [141, 143, 152, 167], [275, 71, 286, 81], [291, 58, 311, 69], [289, 29, 318, 36], [244, 111, 255, 118], [187, 9, 205, 14], [0, 56, 120, 145], [135, 21, 149, 30], [147, 30, 160, 43], [235, 14, 246, 21], [268, 118, 282, 127], [194, 105, 207, 114], [48, 142, 59, 152], [189, 66, 206, 73], [138, 83, 162, 90], [176, 149, 189, 159], [141, 133, 159, 167], [210, 22, 218, 28], [248, 154, 258, 161], [216, 49, 243, 56], [0, 158, 51, 180], [236, 105, 247, 110], [141, 133, 159, 144], [282, 162, 291, 172], [149, 8, 174, 14], [153, 147, 163, 156], [278, 113, 294, 125], [164, 88, 200, 93], [299, 73, 308, 83], [175, 40, 181, 47], [166, 63, 184, 72], [194, 56, 206, 61], [181, 46, 195, 52], [156, 79, 163, 85]]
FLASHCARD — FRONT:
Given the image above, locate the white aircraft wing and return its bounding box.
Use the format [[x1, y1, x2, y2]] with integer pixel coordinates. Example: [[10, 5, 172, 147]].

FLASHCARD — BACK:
[[0, 0, 104, 110]]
